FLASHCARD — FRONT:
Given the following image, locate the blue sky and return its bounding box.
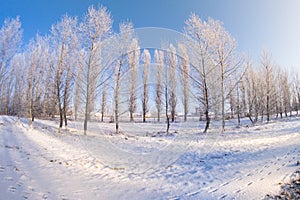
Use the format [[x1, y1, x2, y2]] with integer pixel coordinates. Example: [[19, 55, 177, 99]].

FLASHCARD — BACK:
[[1, 0, 300, 73]]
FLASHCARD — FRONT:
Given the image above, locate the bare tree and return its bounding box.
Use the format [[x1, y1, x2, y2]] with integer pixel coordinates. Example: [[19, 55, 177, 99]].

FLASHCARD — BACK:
[[141, 49, 151, 123]]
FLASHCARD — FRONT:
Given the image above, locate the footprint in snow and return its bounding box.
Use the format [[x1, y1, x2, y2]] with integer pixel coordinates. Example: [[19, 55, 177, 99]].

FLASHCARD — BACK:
[[17, 181, 24, 187], [247, 172, 253, 177], [22, 191, 31, 199], [235, 189, 241, 193], [28, 186, 35, 192], [247, 182, 253, 186], [4, 177, 13, 181], [59, 194, 69, 200], [218, 194, 227, 199], [8, 186, 16, 193], [268, 172, 272, 175], [220, 182, 230, 187], [0, 166, 4, 173], [260, 177, 264, 181], [210, 188, 218, 193]]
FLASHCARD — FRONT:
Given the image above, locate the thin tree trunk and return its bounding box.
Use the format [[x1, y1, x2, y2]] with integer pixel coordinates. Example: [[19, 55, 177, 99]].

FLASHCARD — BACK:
[[237, 87, 241, 127], [221, 63, 225, 132], [57, 81, 63, 133], [101, 86, 106, 122], [142, 82, 147, 122], [115, 60, 123, 134], [266, 95, 270, 122], [165, 84, 170, 134], [203, 83, 210, 133]]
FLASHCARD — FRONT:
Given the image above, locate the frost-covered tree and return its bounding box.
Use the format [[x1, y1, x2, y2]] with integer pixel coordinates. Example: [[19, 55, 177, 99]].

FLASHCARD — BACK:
[[244, 60, 260, 124], [236, 70, 248, 125], [276, 68, 291, 118], [292, 74, 300, 115], [184, 14, 216, 133], [128, 38, 140, 122], [50, 15, 78, 133], [167, 44, 178, 122], [164, 56, 170, 133], [78, 5, 112, 135], [209, 18, 241, 131], [141, 49, 151, 123], [113, 22, 134, 133], [41, 51, 56, 119], [178, 43, 190, 122], [261, 51, 276, 122], [155, 50, 164, 122], [73, 49, 86, 121], [100, 76, 107, 122], [25, 35, 49, 128], [0, 17, 22, 114], [10, 53, 26, 123]]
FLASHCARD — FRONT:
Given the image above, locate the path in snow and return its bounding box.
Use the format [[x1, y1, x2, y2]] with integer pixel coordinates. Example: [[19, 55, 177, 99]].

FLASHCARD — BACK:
[[0, 115, 299, 199]]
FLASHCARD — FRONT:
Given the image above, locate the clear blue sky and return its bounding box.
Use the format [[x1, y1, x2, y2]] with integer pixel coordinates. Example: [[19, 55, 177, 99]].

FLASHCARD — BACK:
[[1, 0, 300, 73]]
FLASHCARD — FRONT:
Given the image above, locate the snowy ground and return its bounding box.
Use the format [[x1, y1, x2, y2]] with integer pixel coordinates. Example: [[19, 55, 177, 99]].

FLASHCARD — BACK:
[[0, 115, 299, 199]]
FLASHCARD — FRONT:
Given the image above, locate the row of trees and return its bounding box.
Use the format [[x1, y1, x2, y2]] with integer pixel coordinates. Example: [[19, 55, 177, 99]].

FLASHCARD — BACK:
[[0, 5, 299, 134]]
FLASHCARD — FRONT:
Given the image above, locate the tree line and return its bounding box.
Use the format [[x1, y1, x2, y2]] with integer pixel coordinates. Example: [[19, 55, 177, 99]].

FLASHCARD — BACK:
[[0, 5, 299, 134]]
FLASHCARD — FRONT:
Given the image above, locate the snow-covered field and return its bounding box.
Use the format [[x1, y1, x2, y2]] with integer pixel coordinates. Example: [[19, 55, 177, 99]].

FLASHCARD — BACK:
[[0, 115, 299, 199]]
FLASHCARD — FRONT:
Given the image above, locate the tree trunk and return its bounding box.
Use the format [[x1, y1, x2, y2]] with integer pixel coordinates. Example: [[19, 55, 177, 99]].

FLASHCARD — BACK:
[[221, 63, 225, 132], [57, 83, 63, 134], [203, 80, 210, 133], [101, 86, 106, 122], [266, 95, 270, 122], [115, 60, 122, 134], [165, 85, 170, 134]]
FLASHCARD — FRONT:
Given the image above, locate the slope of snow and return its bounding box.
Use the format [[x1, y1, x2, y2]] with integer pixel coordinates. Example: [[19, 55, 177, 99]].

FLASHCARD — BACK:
[[0, 115, 299, 199]]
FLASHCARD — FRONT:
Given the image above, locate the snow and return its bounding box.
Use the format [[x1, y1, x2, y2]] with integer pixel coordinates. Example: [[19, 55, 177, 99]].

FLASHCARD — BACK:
[[0, 115, 299, 199]]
